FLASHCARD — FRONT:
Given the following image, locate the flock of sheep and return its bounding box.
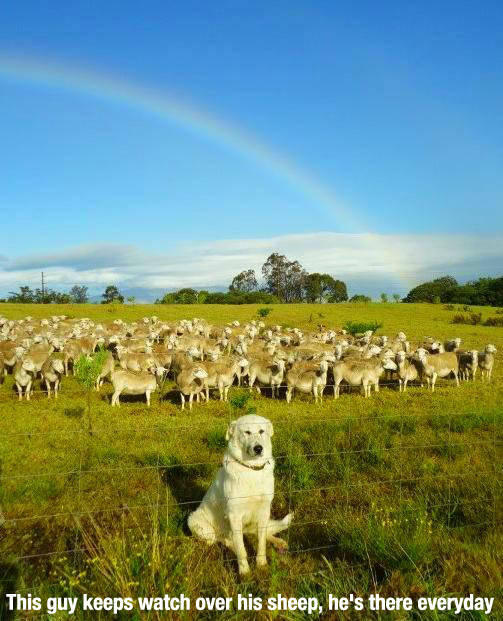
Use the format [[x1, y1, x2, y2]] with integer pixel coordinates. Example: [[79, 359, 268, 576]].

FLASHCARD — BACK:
[[0, 314, 497, 408]]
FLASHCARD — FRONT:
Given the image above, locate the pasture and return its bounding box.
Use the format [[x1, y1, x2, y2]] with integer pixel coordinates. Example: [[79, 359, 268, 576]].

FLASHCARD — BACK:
[[0, 302, 502, 620]]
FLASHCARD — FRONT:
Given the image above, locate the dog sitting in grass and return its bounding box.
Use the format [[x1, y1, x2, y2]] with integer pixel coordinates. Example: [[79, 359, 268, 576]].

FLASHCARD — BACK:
[[188, 414, 293, 575]]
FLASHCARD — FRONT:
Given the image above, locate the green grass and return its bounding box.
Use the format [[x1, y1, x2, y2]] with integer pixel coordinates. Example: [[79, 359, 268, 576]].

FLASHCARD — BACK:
[[0, 302, 502, 619]]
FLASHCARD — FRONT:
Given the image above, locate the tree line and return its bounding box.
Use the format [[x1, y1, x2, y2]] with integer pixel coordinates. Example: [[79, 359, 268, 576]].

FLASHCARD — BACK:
[[403, 275, 503, 306], [4, 262, 500, 307], [3, 285, 133, 305]]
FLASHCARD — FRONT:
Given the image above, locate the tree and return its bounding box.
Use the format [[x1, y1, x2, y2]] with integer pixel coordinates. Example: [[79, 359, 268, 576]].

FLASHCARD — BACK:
[[126, 296, 136, 304], [327, 279, 348, 303], [101, 285, 124, 304], [8, 286, 35, 303], [392, 294, 401, 303], [229, 270, 257, 293], [173, 288, 198, 304], [304, 273, 348, 303], [403, 276, 458, 303], [380, 293, 389, 303], [262, 253, 308, 302], [349, 294, 371, 303], [69, 285, 89, 304]]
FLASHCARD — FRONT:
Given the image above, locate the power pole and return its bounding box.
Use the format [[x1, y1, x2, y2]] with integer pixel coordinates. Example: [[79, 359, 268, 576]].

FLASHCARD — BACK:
[[41, 272, 45, 302]]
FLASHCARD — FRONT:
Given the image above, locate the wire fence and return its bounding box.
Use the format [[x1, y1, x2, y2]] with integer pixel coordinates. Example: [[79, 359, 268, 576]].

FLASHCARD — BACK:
[[0, 368, 501, 613]]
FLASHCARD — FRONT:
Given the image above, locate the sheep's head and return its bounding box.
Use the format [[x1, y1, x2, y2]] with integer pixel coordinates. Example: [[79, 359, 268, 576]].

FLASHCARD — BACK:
[[22, 359, 36, 372], [416, 348, 428, 361], [193, 367, 208, 380], [486, 344, 497, 353], [383, 358, 398, 371], [272, 358, 286, 372], [52, 359, 65, 374]]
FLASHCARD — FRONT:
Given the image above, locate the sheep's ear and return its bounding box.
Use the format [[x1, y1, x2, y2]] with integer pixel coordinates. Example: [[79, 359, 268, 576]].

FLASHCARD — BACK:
[[226, 421, 236, 441], [268, 421, 274, 437]]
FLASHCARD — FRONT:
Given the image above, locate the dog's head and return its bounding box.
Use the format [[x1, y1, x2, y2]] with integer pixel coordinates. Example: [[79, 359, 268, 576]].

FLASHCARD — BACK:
[[226, 414, 273, 465]]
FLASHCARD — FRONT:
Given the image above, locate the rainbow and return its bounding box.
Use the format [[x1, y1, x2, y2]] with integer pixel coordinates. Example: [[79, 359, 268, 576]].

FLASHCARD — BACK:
[[0, 55, 408, 287]]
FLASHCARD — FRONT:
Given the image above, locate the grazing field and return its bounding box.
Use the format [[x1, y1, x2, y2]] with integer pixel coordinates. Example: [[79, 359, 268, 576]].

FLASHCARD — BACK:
[[0, 302, 502, 620]]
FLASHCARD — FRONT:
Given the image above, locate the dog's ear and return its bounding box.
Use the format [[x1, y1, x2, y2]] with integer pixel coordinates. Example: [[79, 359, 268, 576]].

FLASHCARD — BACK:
[[268, 421, 274, 437], [226, 421, 236, 441]]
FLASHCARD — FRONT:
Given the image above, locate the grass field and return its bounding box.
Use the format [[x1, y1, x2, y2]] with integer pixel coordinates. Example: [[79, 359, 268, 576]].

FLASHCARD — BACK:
[[0, 302, 502, 620]]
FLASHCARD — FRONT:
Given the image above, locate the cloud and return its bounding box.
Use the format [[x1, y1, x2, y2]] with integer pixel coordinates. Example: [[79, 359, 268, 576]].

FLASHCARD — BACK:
[[0, 232, 501, 299], [6, 243, 150, 271]]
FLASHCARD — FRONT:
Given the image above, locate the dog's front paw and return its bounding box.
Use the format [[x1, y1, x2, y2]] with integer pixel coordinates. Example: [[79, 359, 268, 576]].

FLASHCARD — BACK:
[[256, 554, 267, 567]]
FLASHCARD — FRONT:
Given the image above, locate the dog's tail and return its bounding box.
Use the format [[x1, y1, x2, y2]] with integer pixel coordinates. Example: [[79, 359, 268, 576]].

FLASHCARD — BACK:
[[267, 512, 293, 535]]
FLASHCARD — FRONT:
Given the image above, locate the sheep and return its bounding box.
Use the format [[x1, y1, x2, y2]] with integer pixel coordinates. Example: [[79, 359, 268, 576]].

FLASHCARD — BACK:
[[286, 359, 328, 403], [395, 351, 420, 391], [454, 349, 478, 381], [95, 351, 116, 390], [111, 366, 167, 407], [117, 350, 157, 373], [333, 357, 397, 398], [478, 344, 497, 381], [415, 349, 459, 391], [445, 337, 462, 352], [40, 356, 65, 398], [0, 343, 25, 373], [23, 349, 52, 377], [14, 359, 37, 400], [248, 357, 286, 397], [176, 365, 208, 410], [389, 332, 410, 354], [202, 357, 248, 401]]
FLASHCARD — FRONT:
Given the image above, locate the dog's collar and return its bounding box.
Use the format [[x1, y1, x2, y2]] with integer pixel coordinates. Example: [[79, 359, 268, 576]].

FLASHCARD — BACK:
[[227, 457, 271, 471]]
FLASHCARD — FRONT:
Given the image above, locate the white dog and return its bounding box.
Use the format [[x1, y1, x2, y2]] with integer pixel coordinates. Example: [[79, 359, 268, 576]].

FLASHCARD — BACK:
[[188, 414, 293, 574]]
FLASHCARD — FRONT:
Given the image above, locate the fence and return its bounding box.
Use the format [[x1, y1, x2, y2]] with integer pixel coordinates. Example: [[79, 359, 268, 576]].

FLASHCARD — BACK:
[[0, 376, 501, 617]]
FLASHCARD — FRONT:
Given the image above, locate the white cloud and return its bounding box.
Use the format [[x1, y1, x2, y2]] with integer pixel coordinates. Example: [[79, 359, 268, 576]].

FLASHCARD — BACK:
[[0, 232, 501, 299]]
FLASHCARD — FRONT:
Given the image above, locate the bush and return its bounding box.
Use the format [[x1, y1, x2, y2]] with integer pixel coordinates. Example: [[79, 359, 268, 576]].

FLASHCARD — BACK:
[[452, 313, 482, 325], [484, 316, 503, 327], [443, 304, 455, 310], [257, 307, 272, 318], [203, 291, 278, 304], [343, 320, 382, 335], [349, 294, 371, 303]]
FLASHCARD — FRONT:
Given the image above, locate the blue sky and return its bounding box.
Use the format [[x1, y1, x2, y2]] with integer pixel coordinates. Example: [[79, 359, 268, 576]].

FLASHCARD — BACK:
[[0, 1, 502, 298]]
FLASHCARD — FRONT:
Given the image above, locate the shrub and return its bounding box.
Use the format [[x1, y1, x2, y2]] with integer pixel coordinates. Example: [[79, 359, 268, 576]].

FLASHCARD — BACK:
[[203, 291, 278, 304], [484, 316, 503, 327], [343, 320, 382, 335], [452, 313, 482, 325], [349, 294, 371, 303], [443, 304, 455, 310], [258, 307, 272, 318]]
